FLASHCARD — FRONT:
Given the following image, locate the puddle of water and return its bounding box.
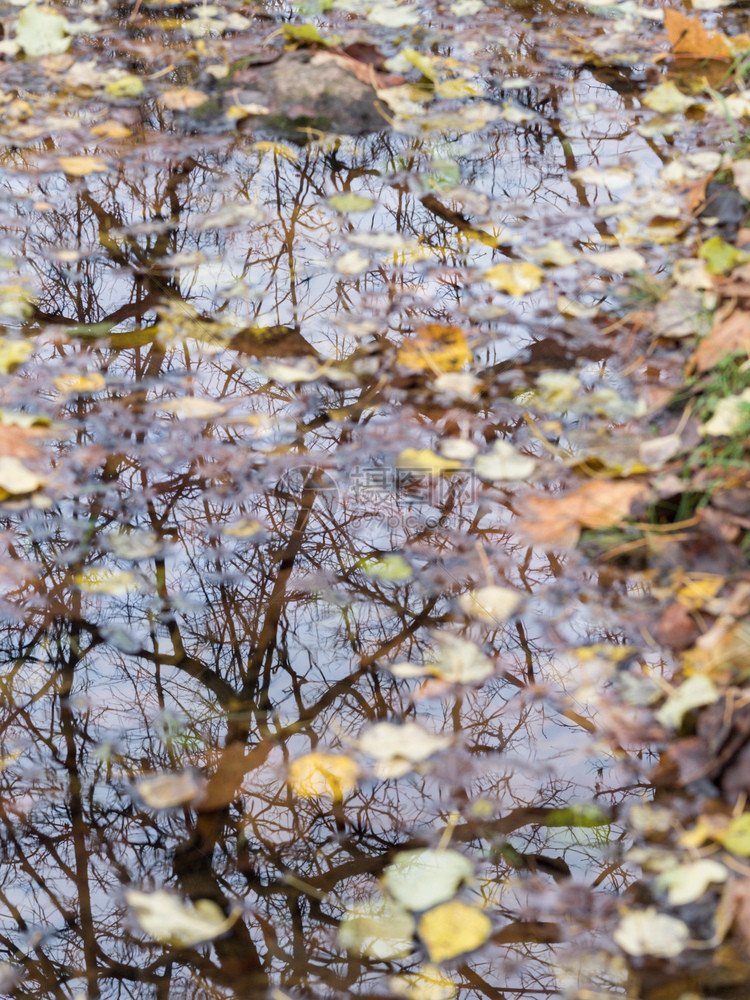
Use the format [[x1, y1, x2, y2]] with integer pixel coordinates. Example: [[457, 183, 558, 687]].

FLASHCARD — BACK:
[[0, 0, 742, 996]]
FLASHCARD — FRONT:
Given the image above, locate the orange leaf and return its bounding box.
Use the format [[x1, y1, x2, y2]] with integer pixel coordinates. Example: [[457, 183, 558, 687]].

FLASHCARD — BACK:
[[518, 481, 647, 549], [690, 309, 750, 372], [664, 8, 732, 59]]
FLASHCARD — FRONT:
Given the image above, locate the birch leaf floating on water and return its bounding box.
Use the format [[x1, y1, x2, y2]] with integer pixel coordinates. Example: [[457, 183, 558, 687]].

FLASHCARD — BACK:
[[0, 457, 46, 495], [458, 585, 522, 623], [613, 908, 690, 958], [655, 675, 718, 729], [338, 898, 416, 959], [136, 771, 206, 809], [474, 440, 536, 481], [382, 849, 473, 911], [126, 890, 240, 948], [642, 81, 696, 114], [425, 633, 493, 683], [484, 262, 544, 296], [358, 721, 450, 777], [418, 901, 491, 962], [288, 752, 360, 801]]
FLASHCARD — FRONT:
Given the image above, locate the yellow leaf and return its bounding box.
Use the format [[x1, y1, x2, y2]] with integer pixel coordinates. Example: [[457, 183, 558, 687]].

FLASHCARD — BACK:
[[0, 339, 33, 373], [0, 457, 45, 495], [74, 569, 137, 595], [158, 88, 208, 111], [58, 156, 108, 177], [397, 325, 472, 373], [251, 141, 299, 163], [90, 120, 133, 139], [664, 7, 732, 58], [288, 752, 360, 801], [484, 261, 543, 295], [53, 373, 106, 394], [434, 78, 484, 99], [418, 901, 491, 962], [397, 448, 461, 475]]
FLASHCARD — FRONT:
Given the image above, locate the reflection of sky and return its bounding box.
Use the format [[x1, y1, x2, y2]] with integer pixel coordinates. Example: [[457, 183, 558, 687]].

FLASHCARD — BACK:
[[0, 52, 684, 1000]]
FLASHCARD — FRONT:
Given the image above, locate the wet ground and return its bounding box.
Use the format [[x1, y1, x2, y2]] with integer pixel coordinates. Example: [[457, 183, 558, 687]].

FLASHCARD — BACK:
[[0, 0, 749, 996]]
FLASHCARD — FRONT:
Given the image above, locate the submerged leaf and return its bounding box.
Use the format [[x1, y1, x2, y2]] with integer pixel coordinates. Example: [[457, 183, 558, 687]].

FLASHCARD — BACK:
[[655, 675, 718, 729], [126, 890, 240, 947], [339, 898, 416, 959], [655, 859, 727, 905], [382, 849, 473, 911], [418, 901, 491, 962], [613, 908, 690, 958]]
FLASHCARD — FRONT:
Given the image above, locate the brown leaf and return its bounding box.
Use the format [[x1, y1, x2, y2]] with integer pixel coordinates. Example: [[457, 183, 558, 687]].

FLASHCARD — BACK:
[[690, 309, 750, 372], [518, 480, 647, 548], [158, 88, 209, 111], [653, 602, 701, 651], [0, 425, 47, 461], [664, 8, 732, 59]]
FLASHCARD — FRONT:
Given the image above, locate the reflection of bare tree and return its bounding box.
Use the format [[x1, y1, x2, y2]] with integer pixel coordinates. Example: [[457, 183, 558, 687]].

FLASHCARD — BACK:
[[0, 107, 657, 1000]]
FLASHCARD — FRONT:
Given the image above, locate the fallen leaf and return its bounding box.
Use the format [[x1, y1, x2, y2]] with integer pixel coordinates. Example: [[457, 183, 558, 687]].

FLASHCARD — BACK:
[[426, 632, 494, 683], [358, 721, 450, 777], [126, 890, 240, 947], [367, 3, 420, 26], [613, 908, 689, 958], [16, 3, 70, 56], [0, 339, 33, 373], [90, 120, 133, 138], [339, 898, 416, 959], [53, 372, 106, 394], [158, 88, 209, 111], [584, 248, 646, 272], [691, 309, 750, 372], [701, 390, 750, 436], [655, 675, 718, 729], [397, 325, 472, 373], [159, 397, 227, 420], [136, 771, 206, 809], [418, 901, 491, 962], [484, 261, 544, 295], [360, 555, 413, 581], [474, 440, 536, 481], [458, 585, 522, 623], [664, 7, 732, 58], [288, 752, 360, 801], [328, 193, 375, 212], [642, 81, 696, 114], [397, 448, 462, 475], [105, 75, 145, 98], [655, 859, 727, 905], [383, 849, 473, 911], [58, 156, 109, 177], [519, 480, 647, 549], [0, 456, 45, 495], [74, 568, 137, 595], [390, 964, 458, 1000], [719, 814, 750, 855]]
